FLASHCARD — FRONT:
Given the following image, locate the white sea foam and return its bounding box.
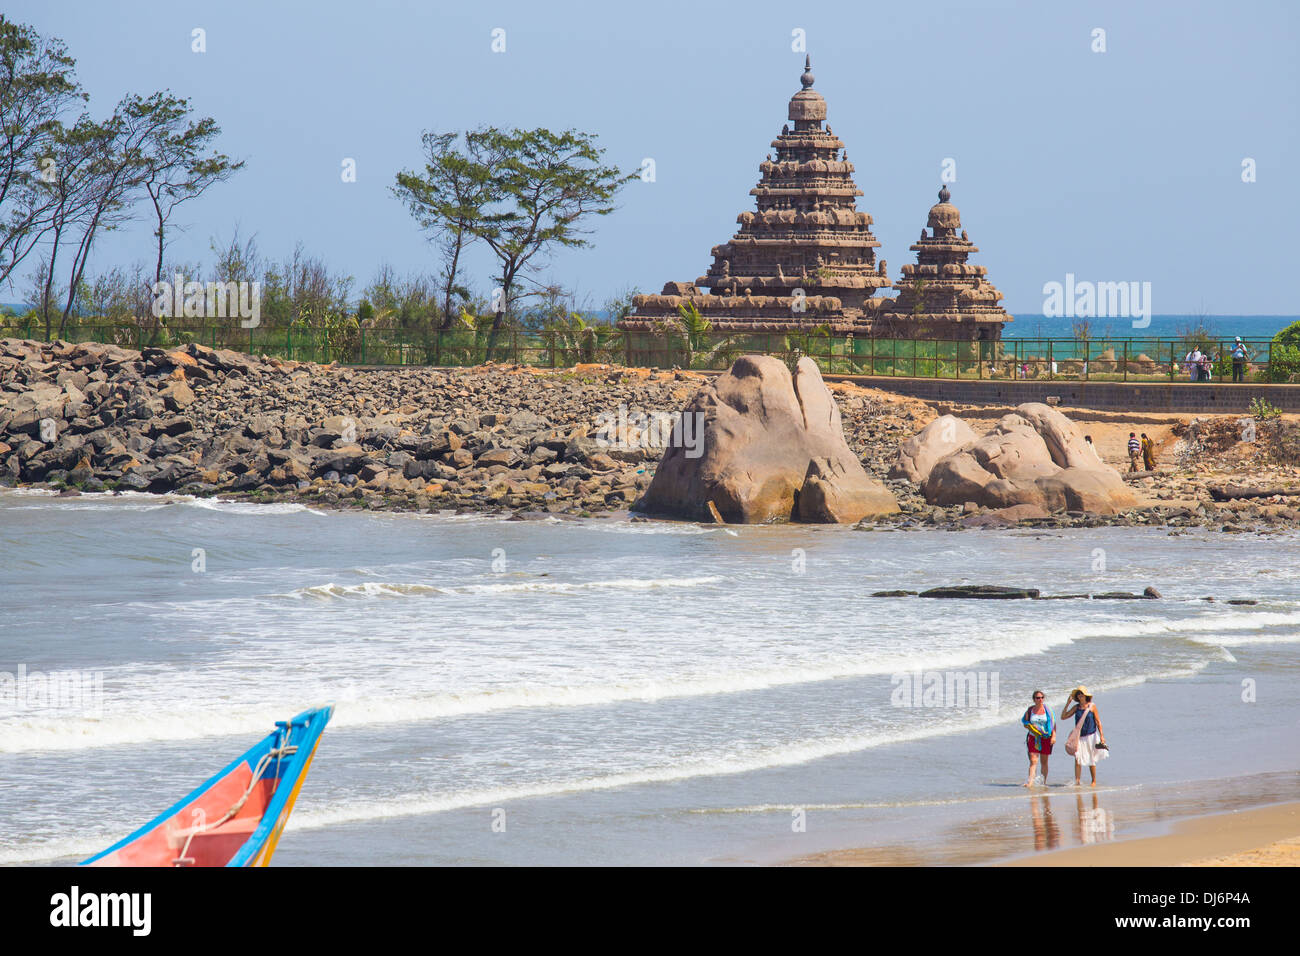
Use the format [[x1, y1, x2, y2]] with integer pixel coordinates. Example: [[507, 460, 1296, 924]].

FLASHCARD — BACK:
[[0, 832, 120, 865], [0, 489, 318, 516], [1048, 608, 1300, 640], [181, 497, 319, 515], [1187, 632, 1300, 647], [286, 666, 1205, 831], [278, 575, 724, 600], [0, 638, 1072, 753], [689, 783, 1142, 814]]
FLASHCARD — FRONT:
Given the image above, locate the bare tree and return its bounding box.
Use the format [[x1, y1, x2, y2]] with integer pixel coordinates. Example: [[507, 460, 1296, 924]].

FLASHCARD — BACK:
[[0, 16, 83, 289], [137, 93, 243, 289]]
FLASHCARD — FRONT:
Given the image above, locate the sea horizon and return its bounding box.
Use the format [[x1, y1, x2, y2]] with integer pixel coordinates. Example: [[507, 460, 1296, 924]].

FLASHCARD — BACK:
[[4, 306, 1294, 343]]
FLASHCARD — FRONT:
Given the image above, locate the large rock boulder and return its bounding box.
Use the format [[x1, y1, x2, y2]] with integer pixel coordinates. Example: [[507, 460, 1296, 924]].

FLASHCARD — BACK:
[[635, 355, 899, 523], [918, 403, 1136, 515], [889, 414, 979, 482]]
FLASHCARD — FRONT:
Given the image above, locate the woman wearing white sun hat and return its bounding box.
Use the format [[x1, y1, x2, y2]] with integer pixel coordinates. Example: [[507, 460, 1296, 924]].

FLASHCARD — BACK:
[[1061, 685, 1107, 786]]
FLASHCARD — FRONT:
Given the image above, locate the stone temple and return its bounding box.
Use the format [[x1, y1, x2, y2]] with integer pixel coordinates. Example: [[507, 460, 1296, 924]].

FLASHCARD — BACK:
[[619, 58, 1012, 341], [879, 185, 1012, 340]]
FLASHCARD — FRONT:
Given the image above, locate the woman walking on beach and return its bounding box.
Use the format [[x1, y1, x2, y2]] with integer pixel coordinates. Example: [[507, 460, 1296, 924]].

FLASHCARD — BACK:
[[1140, 432, 1156, 471], [1022, 690, 1055, 786], [1062, 686, 1107, 786]]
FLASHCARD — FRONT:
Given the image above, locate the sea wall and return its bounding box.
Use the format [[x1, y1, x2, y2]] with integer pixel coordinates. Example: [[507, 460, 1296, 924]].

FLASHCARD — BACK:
[[822, 375, 1300, 414]]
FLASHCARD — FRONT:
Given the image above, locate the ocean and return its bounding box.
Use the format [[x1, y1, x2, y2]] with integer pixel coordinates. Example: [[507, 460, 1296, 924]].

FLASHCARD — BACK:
[[1, 490, 1297, 865], [1000, 314, 1297, 341], [5, 308, 1295, 346]]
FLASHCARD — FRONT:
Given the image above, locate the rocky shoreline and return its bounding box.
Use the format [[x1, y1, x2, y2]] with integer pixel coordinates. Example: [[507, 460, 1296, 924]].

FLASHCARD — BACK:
[[2, 337, 1299, 533]]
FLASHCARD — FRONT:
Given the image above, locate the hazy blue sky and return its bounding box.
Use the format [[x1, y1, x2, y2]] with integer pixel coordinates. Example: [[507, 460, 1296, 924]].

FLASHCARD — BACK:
[[10, 0, 1299, 315]]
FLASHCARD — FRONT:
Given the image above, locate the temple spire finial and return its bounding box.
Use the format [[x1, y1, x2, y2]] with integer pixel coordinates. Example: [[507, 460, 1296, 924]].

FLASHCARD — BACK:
[[800, 55, 814, 89], [938, 183, 951, 203]]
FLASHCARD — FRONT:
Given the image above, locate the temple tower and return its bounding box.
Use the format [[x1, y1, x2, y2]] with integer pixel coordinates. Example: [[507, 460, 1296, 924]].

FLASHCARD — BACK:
[[620, 57, 890, 333], [876, 185, 1011, 340]]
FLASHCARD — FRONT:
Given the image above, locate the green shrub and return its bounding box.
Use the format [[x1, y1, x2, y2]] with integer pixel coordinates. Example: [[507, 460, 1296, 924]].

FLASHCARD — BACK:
[[1266, 322, 1300, 381], [1249, 397, 1282, 420], [1274, 319, 1300, 350], [1267, 344, 1300, 382]]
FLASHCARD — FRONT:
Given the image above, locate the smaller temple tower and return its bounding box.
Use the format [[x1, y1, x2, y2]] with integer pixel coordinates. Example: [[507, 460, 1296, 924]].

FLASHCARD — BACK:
[[877, 186, 1011, 340]]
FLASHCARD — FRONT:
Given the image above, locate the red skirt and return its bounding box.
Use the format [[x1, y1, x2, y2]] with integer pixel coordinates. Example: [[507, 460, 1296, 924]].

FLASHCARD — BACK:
[[1027, 734, 1053, 755]]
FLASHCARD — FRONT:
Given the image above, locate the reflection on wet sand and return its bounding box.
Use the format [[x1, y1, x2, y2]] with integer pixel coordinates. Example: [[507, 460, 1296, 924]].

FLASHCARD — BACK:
[[1075, 791, 1114, 845], [1030, 795, 1060, 851], [791, 771, 1297, 866]]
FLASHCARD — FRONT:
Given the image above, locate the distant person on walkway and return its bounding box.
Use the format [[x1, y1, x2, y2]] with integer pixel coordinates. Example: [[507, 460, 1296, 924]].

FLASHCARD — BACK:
[[1231, 337, 1251, 383], [1183, 348, 1198, 380], [1022, 690, 1055, 787], [1140, 432, 1156, 471], [1127, 432, 1141, 472], [1200, 350, 1214, 381], [1062, 687, 1107, 786]]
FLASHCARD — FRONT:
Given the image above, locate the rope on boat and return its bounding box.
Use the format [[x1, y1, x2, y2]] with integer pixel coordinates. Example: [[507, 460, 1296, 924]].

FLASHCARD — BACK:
[[171, 741, 299, 866]]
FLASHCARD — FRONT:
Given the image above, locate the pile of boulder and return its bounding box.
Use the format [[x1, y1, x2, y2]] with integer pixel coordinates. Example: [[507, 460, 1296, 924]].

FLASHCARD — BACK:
[[889, 403, 1136, 517], [0, 338, 697, 513]]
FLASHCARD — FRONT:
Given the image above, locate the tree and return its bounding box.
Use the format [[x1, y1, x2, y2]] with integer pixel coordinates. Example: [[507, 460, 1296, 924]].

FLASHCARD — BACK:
[[465, 127, 633, 352], [0, 16, 83, 289], [34, 114, 111, 337], [392, 130, 495, 329], [136, 92, 243, 289], [47, 102, 152, 336]]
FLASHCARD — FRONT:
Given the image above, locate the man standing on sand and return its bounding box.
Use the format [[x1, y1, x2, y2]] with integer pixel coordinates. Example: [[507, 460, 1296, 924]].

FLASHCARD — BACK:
[[1231, 337, 1251, 383], [1140, 432, 1156, 471], [1127, 432, 1141, 472]]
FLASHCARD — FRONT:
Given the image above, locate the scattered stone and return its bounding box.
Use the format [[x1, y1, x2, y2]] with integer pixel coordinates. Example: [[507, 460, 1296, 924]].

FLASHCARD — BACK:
[[3, 336, 1298, 530], [918, 585, 1040, 599]]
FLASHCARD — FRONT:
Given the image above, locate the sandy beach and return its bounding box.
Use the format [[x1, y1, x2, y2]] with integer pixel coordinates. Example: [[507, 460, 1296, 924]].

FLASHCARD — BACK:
[[1013, 806, 1300, 868], [1004, 802, 1300, 867], [779, 660, 1299, 870], [795, 799, 1300, 868]]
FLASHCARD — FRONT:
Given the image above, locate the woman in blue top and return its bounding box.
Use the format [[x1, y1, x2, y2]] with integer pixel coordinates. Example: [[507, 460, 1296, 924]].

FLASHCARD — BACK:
[[1062, 686, 1107, 785], [1021, 690, 1055, 787]]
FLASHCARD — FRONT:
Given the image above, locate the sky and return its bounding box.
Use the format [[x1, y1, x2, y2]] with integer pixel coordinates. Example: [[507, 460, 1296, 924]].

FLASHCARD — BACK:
[[9, 0, 1299, 315]]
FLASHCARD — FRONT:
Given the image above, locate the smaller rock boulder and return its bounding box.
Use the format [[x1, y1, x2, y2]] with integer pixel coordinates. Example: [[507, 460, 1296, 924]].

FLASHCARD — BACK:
[[889, 414, 978, 482]]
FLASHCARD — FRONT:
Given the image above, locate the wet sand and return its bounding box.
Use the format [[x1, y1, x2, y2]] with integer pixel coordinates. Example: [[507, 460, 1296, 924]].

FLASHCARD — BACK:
[[793, 788, 1300, 867], [783, 667, 1300, 868], [1002, 802, 1300, 866]]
